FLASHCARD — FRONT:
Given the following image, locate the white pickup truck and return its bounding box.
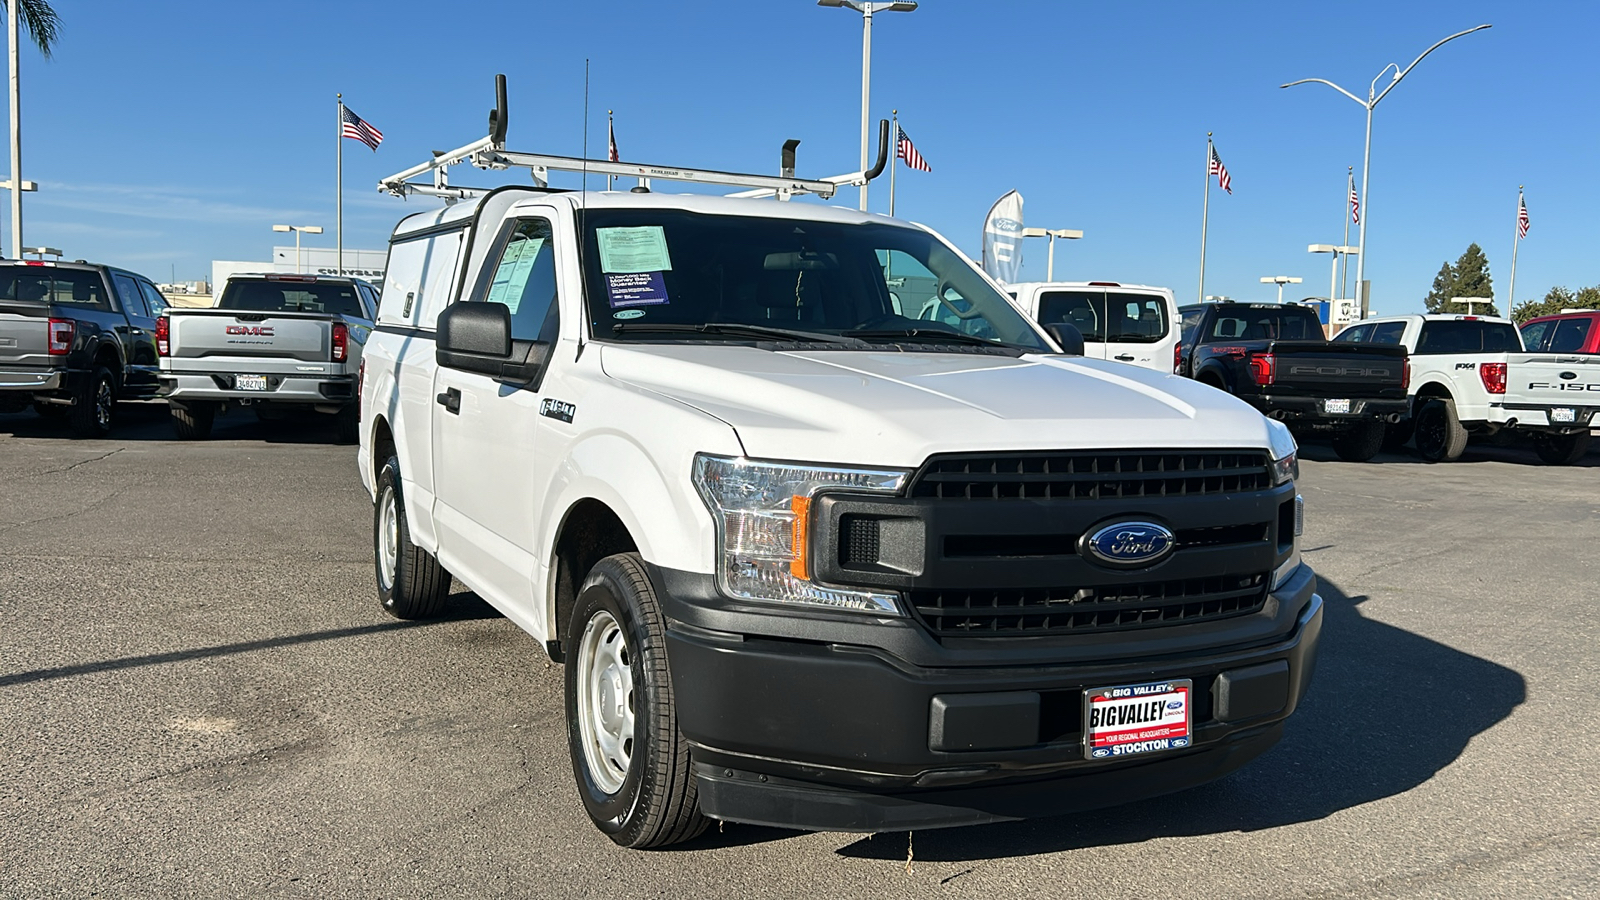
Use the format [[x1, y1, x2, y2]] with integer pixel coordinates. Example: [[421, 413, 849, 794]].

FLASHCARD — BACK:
[[1497, 354, 1598, 463], [1007, 281, 1180, 373], [157, 274, 377, 440], [358, 90, 1320, 848]]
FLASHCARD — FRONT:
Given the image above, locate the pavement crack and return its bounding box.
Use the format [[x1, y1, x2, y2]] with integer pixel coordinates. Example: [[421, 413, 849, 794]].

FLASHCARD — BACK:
[[29, 447, 125, 477]]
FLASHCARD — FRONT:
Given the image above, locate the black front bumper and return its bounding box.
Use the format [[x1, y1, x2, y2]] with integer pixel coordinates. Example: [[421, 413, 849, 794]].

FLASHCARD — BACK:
[[655, 563, 1321, 832]]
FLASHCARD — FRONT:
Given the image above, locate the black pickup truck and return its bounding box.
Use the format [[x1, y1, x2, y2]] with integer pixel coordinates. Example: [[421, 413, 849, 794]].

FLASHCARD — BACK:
[[1178, 302, 1409, 461], [0, 260, 168, 436]]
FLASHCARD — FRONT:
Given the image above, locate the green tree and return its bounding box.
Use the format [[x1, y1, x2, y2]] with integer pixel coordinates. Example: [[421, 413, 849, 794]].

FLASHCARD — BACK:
[[1, 1, 61, 56], [1424, 243, 1498, 315], [1512, 285, 1600, 323]]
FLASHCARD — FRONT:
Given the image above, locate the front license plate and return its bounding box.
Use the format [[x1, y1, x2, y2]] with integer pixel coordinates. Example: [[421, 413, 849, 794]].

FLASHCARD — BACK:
[[1551, 407, 1576, 424], [234, 374, 269, 392], [1324, 398, 1352, 414], [1085, 679, 1192, 760]]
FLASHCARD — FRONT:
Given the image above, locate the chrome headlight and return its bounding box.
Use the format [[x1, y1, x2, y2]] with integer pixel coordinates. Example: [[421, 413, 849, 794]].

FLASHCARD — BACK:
[[692, 455, 909, 614], [1265, 418, 1298, 485]]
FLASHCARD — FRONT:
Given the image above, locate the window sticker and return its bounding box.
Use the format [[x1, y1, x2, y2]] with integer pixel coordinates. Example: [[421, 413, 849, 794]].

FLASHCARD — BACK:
[[605, 271, 669, 308], [486, 237, 545, 314], [613, 308, 646, 320], [596, 226, 672, 273]]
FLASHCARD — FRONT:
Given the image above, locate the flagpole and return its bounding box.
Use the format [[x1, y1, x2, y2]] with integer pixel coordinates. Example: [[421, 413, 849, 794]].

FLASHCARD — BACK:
[[1341, 166, 1353, 303], [336, 94, 343, 277], [1508, 185, 1522, 314], [1197, 134, 1211, 304], [889, 110, 898, 218], [606, 110, 613, 192]]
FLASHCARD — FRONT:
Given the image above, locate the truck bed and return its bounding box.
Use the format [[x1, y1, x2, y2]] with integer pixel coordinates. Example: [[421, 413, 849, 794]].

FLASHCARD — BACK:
[[1500, 353, 1600, 430], [1261, 340, 1408, 397], [164, 307, 349, 369]]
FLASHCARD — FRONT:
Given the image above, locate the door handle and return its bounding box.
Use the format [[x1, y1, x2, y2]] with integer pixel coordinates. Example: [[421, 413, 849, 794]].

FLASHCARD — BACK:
[[129, 327, 145, 336], [436, 387, 461, 414], [1114, 354, 1135, 361]]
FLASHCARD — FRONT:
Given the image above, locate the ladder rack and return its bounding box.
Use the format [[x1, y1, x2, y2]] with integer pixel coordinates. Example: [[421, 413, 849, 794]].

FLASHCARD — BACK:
[[378, 75, 889, 203]]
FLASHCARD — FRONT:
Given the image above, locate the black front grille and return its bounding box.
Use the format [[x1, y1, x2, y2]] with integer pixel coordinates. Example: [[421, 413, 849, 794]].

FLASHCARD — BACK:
[[910, 450, 1272, 501], [909, 572, 1269, 637]]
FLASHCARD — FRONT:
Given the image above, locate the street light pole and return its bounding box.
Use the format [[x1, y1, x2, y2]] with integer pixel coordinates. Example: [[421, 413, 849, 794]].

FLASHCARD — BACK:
[[8, 1, 20, 259], [1022, 227, 1084, 281], [1281, 24, 1491, 320], [273, 224, 324, 274], [1260, 276, 1303, 305], [818, 0, 918, 212]]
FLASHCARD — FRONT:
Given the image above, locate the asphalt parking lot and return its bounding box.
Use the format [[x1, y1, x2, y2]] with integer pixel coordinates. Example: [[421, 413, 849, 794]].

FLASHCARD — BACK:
[[3, 402, 1597, 899]]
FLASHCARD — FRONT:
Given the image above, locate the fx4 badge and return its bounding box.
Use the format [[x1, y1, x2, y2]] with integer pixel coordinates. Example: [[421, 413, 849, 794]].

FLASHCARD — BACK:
[[540, 398, 576, 423]]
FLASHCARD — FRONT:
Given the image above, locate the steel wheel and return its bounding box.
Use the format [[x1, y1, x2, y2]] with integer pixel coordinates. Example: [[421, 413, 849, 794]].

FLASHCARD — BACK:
[[575, 608, 635, 794], [376, 484, 400, 593]]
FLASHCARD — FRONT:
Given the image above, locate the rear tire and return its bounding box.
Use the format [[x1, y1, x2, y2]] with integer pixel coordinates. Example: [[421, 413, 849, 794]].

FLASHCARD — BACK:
[[68, 367, 115, 438], [565, 553, 708, 849], [1332, 419, 1385, 462], [374, 455, 452, 619], [169, 402, 217, 440], [1533, 430, 1590, 466], [334, 406, 360, 444], [1413, 398, 1468, 462]]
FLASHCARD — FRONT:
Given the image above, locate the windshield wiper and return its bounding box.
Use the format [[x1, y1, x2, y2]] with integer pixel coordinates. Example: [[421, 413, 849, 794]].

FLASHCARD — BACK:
[[842, 327, 1008, 348], [612, 322, 863, 345]]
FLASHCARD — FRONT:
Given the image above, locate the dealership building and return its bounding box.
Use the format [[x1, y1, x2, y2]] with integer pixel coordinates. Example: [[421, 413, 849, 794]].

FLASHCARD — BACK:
[[211, 245, 387, 296]]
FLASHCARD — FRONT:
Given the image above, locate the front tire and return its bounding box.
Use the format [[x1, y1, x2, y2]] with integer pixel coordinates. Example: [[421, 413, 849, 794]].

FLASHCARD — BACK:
[[565, 553, 707, 849], [169, 402, 217, 440], [374, 456, 452, 619], [69, 367, 115, 438], [1413, 398, 1468, 462], [1331, 419, 1386, 462], [1533, 430, 1590, 466]]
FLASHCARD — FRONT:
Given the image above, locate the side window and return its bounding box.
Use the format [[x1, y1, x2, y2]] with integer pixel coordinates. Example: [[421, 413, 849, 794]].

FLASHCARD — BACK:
[[483, 218, 560, 342], [1036, 291, 1104, 341], [1548, 318, 1592, 354], [1519, 321, 1549, 352], [1369, 322, 1406, 344], [138, 280, 169, 316], [112, 274, 148, 317], [1179, 308, 1204, 344], [378, 230, 464, 330], [1104, 294, 1168, 343], [1334, 323, 1373, 343]]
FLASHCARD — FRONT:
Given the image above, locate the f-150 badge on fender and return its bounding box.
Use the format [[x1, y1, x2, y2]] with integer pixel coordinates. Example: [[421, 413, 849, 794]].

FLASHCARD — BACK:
[[540, 398, 576, 423], [1083, 521, 1175, 567]]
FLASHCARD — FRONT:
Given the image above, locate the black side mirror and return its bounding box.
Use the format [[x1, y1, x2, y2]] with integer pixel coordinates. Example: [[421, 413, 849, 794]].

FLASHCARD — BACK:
[[438, 302, 512, 374], [1044, 322, 1085, 356]]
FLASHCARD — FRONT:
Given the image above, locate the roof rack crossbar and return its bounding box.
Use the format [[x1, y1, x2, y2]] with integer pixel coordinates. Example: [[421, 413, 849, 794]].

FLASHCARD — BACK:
[[378, 74, 886, 203]]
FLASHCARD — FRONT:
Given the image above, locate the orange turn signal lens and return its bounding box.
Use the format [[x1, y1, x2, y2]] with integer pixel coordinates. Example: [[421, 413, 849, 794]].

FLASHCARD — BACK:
[[789, 495, 811, 580]]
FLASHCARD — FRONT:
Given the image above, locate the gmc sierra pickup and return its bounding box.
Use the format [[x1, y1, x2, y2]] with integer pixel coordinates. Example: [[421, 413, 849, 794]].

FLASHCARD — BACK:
[[1178, 302, 1408, 461]]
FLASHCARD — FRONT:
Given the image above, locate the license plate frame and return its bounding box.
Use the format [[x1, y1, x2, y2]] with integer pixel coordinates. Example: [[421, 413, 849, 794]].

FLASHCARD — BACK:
[[1323, 398, 1352, 415], [234, 374, 269, 392], [1084, 679, 1193, 761], [1550, 407, 1576, 424]]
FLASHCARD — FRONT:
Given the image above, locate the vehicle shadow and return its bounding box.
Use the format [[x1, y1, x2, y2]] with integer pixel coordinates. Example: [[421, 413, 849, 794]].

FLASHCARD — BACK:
[[0, 402, 352, 446], [1296, 437, 1599, 468], [682, 574, 1524, 857]]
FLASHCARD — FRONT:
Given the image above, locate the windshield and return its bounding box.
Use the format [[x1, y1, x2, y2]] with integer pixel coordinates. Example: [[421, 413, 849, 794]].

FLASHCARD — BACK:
[[1415, 320, 1521, 355], [580, 210, 1050, 352], [219, 280, 366, 317], [1205, 306, 1323, 341]]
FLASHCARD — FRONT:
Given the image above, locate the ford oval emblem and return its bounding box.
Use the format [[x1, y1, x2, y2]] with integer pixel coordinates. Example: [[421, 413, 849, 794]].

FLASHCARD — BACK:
[[1561, 371, 1578, 380], [1083, 521, 1176, 567]]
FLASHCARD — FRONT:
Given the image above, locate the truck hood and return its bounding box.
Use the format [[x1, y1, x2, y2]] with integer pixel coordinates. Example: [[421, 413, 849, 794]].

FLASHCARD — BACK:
[[599, 344, 1275, 467]]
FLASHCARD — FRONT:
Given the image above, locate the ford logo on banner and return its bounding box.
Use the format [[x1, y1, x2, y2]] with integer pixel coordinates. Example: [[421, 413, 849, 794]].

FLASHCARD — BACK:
[[1083, 521, 1176, 567], [991, 217, 1022, 233]]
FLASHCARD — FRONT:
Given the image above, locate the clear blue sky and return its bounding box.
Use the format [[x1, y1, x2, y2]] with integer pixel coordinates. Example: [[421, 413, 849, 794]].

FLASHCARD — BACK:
[[13, 0, 1595, 312]]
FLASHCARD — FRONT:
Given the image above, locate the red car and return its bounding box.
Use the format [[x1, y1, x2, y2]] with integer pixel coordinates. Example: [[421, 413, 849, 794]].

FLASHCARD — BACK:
[[1520, 310, 1600, 354]]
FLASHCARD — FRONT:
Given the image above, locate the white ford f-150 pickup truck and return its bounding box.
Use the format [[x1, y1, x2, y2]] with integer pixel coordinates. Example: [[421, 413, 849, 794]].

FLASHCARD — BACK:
[[358, 97, 1319, 848]]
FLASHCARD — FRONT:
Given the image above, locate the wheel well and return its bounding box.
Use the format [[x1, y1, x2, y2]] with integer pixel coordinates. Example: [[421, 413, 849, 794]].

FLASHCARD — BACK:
[[94, 345, 121, 385], [1414, 382, 1453, 403], [1196, 368, 1227, 389], [551, 499, 638, 659], [370, 416, 395, 475]]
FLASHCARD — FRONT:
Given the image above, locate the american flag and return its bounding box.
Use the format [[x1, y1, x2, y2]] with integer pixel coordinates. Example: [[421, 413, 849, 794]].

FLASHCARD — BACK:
[[897, 126, 931, 173], [608, 115, 619, 163], [1349, 176, 1360, 225], [1517, 193, 1530, 239], [1209, 144, 1231, 194], [340, 105, 383, 151]]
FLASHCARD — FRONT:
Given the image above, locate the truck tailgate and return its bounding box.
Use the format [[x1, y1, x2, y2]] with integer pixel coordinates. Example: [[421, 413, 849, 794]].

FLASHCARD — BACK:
[[1502, 353, 1600, 426], [166, 309, 337, 366], [1265, 341, 1407, 396], [0, 302, 50, 368]]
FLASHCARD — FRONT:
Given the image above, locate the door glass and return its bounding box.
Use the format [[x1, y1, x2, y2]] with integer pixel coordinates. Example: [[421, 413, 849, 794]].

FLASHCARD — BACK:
[[1104, 293, 1168, 343], [484, 218, 560, 342], [1548, 318, 1592, 353], [1333, 324, 1372, 343], [112, 274, 148, 317], [1519, 321, 1549, 352], [138, 281, 168, 316], [1036, 291, 1104, 341], [1369, 322, 1406, 344], [1179, 308, 1204, 344]]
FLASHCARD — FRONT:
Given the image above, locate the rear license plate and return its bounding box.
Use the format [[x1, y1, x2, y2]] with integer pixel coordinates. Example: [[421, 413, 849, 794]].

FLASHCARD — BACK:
[[234, 374, 269, 392], [1551, 407, 1576, 424], [1084, 679, 1192, 760], [1324, 398, 1352, 414]]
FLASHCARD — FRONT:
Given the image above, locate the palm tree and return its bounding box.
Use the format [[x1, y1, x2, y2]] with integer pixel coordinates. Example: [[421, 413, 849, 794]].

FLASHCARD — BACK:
[[2, 0, 60, 56]]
